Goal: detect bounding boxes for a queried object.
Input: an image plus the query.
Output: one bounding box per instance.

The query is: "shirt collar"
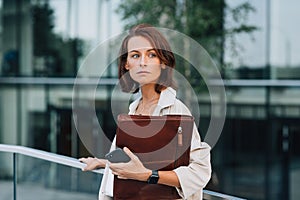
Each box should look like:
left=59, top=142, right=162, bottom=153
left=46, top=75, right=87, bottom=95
left=128, top=87, right=177, bottom=115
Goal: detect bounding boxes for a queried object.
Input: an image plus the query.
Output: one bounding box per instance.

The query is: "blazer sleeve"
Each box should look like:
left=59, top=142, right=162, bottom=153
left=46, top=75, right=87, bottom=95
left=173, top=123, right=212, bottom=199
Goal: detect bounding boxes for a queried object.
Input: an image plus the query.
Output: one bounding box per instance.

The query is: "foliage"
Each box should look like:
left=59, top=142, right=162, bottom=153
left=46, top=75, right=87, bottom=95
left=32, top=3, right=56, bottom=56
left=116, top=0, right=258, bottom=75
left=32, top=3, right=84, bottom=76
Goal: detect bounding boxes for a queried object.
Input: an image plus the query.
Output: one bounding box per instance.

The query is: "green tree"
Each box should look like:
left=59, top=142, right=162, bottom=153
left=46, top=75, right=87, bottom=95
left=32, top=3, right=56, bottom=56
left=117, top=0, right=257, bottom=77
left=32, top=3, right=84, bottom=76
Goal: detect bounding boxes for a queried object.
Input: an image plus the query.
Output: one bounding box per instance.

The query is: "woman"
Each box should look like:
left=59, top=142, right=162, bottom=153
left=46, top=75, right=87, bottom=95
left=79, top=24, right=211, bottom=200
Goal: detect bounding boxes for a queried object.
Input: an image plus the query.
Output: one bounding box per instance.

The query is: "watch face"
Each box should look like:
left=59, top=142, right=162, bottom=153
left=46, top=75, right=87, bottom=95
left=148, top=170, right=159, bottom=184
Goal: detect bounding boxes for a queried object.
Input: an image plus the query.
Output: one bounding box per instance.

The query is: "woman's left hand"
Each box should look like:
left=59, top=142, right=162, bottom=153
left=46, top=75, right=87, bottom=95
left=108, top=147, right=151, bottom=182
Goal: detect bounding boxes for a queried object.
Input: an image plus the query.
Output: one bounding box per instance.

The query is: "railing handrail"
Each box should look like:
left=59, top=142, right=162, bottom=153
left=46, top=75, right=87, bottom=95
left=0, top=144, right=103, bottom=174
left=203, top=189, right=246, bottom=200
left=0, top=144, right=246, bottom=200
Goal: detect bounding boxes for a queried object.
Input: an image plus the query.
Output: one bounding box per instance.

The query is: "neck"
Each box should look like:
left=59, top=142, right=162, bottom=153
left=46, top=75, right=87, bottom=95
left=136, top=84, right=159, bottom=115
left=140, top=84, right=159, bottom=102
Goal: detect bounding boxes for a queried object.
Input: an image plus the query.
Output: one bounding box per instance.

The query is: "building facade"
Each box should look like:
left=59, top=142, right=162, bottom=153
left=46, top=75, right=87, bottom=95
left=0, top=0, right=299, bottom=199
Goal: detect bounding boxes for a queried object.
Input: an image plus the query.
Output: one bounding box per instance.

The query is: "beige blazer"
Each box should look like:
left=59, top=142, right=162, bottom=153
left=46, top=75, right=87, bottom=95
left=99, top=87, right=212, bottom=200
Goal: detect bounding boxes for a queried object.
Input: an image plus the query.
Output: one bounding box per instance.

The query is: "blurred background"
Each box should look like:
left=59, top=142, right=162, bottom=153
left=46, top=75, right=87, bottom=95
left=0, top=0, right=299, bottom=200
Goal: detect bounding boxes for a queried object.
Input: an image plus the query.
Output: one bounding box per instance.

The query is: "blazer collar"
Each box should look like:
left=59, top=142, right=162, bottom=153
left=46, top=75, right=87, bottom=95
left=128, top=87, right=177, bottom=115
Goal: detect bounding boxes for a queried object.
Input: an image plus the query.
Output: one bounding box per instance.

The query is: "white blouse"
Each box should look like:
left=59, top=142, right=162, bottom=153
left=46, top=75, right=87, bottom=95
left=98, top=87, right=211, bottom=200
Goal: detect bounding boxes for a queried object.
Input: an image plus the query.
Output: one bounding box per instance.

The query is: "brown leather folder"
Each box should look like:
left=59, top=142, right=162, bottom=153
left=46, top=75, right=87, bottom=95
left=114, top=114, right=194, bottom=200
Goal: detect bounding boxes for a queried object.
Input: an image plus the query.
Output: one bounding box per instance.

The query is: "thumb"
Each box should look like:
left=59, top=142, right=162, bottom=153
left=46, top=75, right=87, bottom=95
left=123, top=147, right=136, bottom=160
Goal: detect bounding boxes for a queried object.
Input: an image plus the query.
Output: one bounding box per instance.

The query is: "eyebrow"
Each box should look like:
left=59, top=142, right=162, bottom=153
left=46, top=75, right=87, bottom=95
left=128, top=48, right=156, bottom=53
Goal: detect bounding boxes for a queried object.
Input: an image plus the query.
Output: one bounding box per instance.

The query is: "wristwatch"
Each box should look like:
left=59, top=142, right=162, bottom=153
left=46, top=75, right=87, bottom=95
left=147, top=170, right=159, bottom=184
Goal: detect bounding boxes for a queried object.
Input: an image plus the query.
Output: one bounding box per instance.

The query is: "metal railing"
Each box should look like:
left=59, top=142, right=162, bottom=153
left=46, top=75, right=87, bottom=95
left=0, top=144, right=246, bottom=200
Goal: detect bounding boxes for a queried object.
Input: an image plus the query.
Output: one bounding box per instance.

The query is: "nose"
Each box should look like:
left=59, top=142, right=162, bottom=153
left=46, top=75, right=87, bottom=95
left=139, top=55, right=147, bottom=67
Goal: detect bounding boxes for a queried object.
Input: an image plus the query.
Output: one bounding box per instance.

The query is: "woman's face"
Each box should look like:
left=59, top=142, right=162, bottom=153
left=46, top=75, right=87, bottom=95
left=126, top=36, right=163, bottom=86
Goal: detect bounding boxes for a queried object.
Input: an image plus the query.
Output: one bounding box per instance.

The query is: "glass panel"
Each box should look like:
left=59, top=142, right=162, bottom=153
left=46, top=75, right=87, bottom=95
left=31, top=0, right=79, bottom=76
left=0, top=152, right=101, bottom=200
left=0, top=0, right=2, bottom=72
left=0, top=0, right=112, bottom=77
left=1, top=1, right=300, bottom=199
left=0, top=152, right=13, bottom=200
left=290, top=123, right=300, bottom=200
left=0, top=82, right=121, bottom=155
left=225, top=0, right=267, bottom=68
left=225, top=0, right=300, bottom=80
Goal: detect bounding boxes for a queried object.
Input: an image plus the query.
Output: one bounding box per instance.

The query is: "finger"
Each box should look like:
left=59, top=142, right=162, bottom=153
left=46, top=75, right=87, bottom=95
left=79, top=157, right=94, bottom=163
left=82, top=167, right=87, bottom=171
left=111, top=170, right=118, bottom=175
left=82, top=164, right=93, bottom=171
left=82, top=165, right=89, bottom=171
left=117, top=175, right=127, bottom=179
left=123, top=147, right=136, bottom=160
left=108, top=162, right=116, bottom=170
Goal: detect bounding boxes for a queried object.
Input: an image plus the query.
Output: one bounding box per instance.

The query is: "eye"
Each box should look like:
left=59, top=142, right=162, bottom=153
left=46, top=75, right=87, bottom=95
left=148, top=52, right=157, bottom=58
left=131, top=54, right=139, bottom=58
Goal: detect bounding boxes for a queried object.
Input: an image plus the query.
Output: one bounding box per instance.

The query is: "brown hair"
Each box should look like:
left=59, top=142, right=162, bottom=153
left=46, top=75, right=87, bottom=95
left=118, top=24, right=176, bottom=93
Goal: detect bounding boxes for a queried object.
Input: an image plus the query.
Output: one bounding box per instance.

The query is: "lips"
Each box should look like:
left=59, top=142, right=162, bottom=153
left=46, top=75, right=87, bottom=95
left=137, top=71, right=150, bottom=74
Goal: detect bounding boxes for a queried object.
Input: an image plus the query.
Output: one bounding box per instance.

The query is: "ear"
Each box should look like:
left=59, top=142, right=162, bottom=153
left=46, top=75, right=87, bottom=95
left=125, top=63, right=129, bottom=70
left=161, top=64, right=166, bottom=69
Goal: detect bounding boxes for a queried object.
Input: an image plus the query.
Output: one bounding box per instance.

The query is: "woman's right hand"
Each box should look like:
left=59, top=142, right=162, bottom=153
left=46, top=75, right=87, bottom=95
left=79, top=157, right=107, bottom=171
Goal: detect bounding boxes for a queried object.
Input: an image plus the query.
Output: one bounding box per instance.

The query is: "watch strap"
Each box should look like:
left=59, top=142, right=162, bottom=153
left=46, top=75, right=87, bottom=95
left=147, top=170, right=159, bottom=184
